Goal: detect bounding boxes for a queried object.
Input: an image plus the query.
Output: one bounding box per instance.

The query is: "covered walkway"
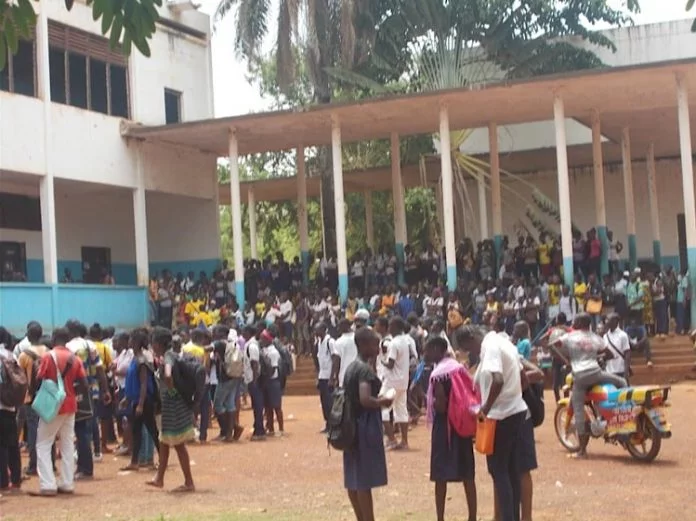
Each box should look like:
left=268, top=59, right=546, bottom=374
left=123, top=58, right=696, bottom=318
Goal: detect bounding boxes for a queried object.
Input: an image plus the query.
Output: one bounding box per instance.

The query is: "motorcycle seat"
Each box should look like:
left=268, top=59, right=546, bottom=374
left=587, top=384, right=667, bottom=405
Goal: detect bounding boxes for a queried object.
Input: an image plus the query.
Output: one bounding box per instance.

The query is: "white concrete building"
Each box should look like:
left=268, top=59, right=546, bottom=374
left=0, top=0, right=219, bottom=332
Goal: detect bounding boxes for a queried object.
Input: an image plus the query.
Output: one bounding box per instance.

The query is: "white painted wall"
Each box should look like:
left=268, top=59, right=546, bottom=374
left=463, top=157, right=693, bottom=263
left=142, top=141, right=217, bottom=198
left=146, top=192, right=219, bottom=263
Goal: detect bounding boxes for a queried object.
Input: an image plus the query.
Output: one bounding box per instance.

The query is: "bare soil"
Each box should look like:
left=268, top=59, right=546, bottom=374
left=5, top=383, right=695, bottom=521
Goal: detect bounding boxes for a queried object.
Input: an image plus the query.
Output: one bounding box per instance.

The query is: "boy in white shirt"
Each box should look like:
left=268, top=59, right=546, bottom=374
left=380, top=316, right=413, bottom=450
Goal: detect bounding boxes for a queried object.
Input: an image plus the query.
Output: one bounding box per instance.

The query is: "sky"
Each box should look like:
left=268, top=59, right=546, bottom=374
left=197, top=0, right=693, bottom=118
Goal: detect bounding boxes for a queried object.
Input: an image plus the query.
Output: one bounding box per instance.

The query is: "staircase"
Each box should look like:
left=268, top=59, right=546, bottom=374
left=284, top=336, right=696, bottom=396
left=286, top=356, right=319, bottom=396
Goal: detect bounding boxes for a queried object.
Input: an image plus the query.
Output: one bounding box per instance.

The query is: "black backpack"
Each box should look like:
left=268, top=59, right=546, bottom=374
left=327, top=388, right=355, bottom=451
left=275, top=341, right=294, bottom=378
left=523, top=382, right=545, bottom=428
left=172, top=355, right=206, bottom=411
left=258, top=349, right=274, bottom=381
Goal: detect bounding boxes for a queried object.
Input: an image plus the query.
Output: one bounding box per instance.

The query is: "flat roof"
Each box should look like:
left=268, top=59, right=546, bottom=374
left=123, top=59, right=696, bottom=160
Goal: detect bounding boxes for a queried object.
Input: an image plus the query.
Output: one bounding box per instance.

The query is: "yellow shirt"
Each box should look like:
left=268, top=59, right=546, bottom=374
left=548, top=284, right=561, bottom=306
left=486, top=301, right=499, bottom=314
left=93, top=341, right=112, bottom=368
left=18, top=344, right=48, bottom=403
left=185, top=299, right=205, bottom=325
left=255, top=301, right=266, bottom=318
left=538, top=243, right=551, bottom=265
left=574, top=282, right=587, bottom=308
left=182, top=342, right=209, bottom=369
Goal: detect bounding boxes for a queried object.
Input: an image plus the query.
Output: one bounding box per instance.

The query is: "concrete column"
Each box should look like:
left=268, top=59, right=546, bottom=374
left=592, top=111, right=609, bottom=276
left=364, top=191, right=375, bottom=251
left=439, top=105, right=457, bottom=291
left=228, top=130, right=245, bottom=308
left=676, top=74, right=696, bottom=321
left=489, top=122, right=503, bottom=267
left=477, top=175, right=488, bottom=241
left=37, top=9, right=58, bottom=285
left=331, top=116, right=349, bottom=303
left=248, top=186, right=258, bottom=260
left=646, top=143, right=661, bottom=265
left=133, top=144, right=149, bottom=287
left=621, top=127, right=637, bottom=270
left=297, top=147, right=310, bottom=285
left=391, top=132, right=407, bottom=286
left=553, top=95, right=574, bottom=289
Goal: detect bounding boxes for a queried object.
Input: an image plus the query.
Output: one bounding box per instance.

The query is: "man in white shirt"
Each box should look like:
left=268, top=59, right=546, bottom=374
left=603, top=313, right=631, bottom=381
left=242, top=326, right=265, bottom=441
left=278, top=292, right=294, bottom=339
left=315, top=323, right=335, bottom=433
left=381, top=316, right=413, bottom=449
left=454, top=326, right=528, bottom=521
left=331, top=319, right=358, bottom=388
left=260, top=331, right=285, bottom=437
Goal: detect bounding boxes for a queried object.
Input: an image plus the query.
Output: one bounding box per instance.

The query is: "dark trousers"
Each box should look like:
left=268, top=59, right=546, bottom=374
left=130, top=399, right=160, bottom=465
left=677, top=302, right=689, bottom=334
left=92, top=411, right=101, bottom=456
left=486, top=411, right=526, bottom=521
left=199, top=385, right=211, bottom=442
left=654, top=299, right=669, bottom=335
left=552, top=360, right=567, bottom=403
left=75, top=419, right=93, bottom=476
left=0, top=410, right=21, bottom=488
left=248, top=381, right=266, bottom=436
left=25, top=406, right=39, bottom=472
left=317, top=379, right=333, bottom=428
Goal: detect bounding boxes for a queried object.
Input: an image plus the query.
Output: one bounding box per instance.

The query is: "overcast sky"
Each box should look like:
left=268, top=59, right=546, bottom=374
left=197, top=0, right=692, bottom=118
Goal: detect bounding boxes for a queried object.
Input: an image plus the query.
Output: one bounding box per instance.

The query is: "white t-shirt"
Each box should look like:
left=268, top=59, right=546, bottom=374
left=244, top=338, right=260, bottom=384
left=114, top=348, right=134, bottom=389
left=351, top=261, right=364, bottom=278
left=334, top=332, right=358, bottom=387
left=317, top=334, right=335, bottom=380
left=384, top=334, right=413, bottom=391
left=604, top=328, right=630, bottom=374
left=279, top=300, right=293, bottom=323
left=378, top=335, right=392, bottom=381
left=264, top=344, right=281, bottom=379
left=474, top=332, right=528, bottom=421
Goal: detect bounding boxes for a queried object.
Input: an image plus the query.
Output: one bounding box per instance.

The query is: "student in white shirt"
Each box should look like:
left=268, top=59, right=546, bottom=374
left=603, top=313, right=631, bottom=381
left=242, top=326, right=265, bottom=440
left=454, top=326, right=528, bottom=521
left=278, top=292, right=294, bottom=339
left=260, top=331, right=284, bottom=436
left=380, top=316, right=414, bottom=450
left=331, top=319, right=358, bottom=388
left=315, top=323, right=336, bottom=433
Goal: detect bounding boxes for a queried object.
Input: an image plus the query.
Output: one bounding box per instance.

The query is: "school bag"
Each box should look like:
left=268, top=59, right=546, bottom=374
left=275, top=340, right=294, bottom=378
left=172, top=355, right=206, bottom=410
left=0, top=356, right=29, bottom=408
left=523, top=381, right=545, bottom=428
left=447, top=369, right=481, bottom=438
left=32, top=352, right=73, bottom=422
left=224, top=341, right=244, bottom=379
left=258, top=348, right=274, bottom=381
left=327, top=388, right=355, bottom=451
left=24, top=348, right=43, bottom=399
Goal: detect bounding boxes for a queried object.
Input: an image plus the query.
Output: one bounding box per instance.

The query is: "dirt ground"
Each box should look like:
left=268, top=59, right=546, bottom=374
left=3, top=382, right=695, bottom=521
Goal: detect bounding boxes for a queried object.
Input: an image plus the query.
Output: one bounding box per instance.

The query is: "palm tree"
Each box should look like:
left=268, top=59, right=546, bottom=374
left=214, top=0, right=377, bottom=254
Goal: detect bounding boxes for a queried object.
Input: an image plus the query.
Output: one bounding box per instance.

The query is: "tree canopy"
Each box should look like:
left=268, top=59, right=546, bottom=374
left=0, top=0, right=162, bottom=70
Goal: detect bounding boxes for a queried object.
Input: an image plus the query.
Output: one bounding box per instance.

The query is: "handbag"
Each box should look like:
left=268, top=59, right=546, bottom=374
left=475, top=417, right=497, bottom=455
left=32, top=352, right=73, bottom=423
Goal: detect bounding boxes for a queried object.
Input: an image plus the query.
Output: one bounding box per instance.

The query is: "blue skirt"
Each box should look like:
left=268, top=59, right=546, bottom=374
left=430, top=412, right=475, bottom=482
left=343, top=409, right=388, bottom=491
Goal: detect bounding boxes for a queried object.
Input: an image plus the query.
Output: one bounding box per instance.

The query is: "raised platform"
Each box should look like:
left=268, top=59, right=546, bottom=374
left=284, top=335, right=696, bottom=396
left=0, top=283, right=149, bottom=334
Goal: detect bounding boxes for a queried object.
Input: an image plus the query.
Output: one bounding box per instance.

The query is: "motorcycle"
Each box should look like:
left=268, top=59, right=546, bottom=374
left=554, top=374, right=672, bottom=462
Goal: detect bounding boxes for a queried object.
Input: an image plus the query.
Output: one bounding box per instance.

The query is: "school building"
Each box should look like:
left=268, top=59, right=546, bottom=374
left=2, top=12, right=696, bottom=333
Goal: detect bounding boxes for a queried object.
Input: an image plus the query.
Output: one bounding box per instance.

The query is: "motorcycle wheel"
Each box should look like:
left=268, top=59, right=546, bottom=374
left=625, top=414, right=662, bottom=463
left=554, top=405, right=581, bottom=453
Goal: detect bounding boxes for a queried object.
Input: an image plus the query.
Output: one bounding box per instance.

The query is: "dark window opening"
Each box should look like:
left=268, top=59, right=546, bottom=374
left=89, top=59, right=108, bottom=114
left=68, top=52, right=87, bottom=108
left=110, top=64, right=128, bottom=118
left=81, top=246, right=111, bottom=284
left=1, top=37, right=36, bottom=97
left=49, top=46, right=66, bottom=103
left=164, top=88, right=182, bottom=124
left=0, top=192, right=42, bottom=231
left=0, top=242, right=27, bottom=282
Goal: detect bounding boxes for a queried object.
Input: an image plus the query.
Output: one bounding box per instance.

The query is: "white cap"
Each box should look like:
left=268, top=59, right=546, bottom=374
left=354, top=309, right=370, bottom=321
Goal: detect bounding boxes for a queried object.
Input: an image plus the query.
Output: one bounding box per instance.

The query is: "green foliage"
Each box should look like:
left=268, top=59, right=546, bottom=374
left=0, top=0, right=161, bottom=70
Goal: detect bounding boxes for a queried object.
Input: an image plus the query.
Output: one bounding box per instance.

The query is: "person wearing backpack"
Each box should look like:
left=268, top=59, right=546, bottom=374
left=259, top=330, right=285, bottom=437
left=341, top=327, right=393, bottom=521
left=242, top=325, right=266, bottom=441
left=424, top=336, right=478, bottom=521
left=32, top=328, right=88, bottom=497
left=212, top=325, right=244, bottom=442
left=16, top=322, right=47, bottom=477
left=0, top=330, right=24, bottom=493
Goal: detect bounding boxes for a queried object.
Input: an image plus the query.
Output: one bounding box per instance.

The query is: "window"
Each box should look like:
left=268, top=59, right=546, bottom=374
left=48, top=20, right=130, bottom=118
left=164, top=88, right=182, bottom=124
left=0, top=193, right=42, bottom=231
left=0, top=242, right=27, bottom=282
left=0, top=38, right=37, bottom=97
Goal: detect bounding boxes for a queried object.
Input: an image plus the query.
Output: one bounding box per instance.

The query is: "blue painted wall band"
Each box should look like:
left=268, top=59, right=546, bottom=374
left=562, top=257, right=574, bottom=289
left=687, top=247, right=696, bottom=326
left=301, top=250, right=311, bottom=287
left=652, top=240, right=662, bottom=267
left=395, top=243, right=405, bottom=287
left=628, top=234, right=637, bottom=270
left=446, top=265, right=457, bottom=292
left=597, top=225, right=609, bottom=277
left=235, top=281, right=245, bottom=311
left=338, top=273, right=349, bottom=304
left=493, top=235, right=503, bottom=272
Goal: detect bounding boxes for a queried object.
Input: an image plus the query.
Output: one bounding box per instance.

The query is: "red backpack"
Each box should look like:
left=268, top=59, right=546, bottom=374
left=448, top=369, right=481, bottom=438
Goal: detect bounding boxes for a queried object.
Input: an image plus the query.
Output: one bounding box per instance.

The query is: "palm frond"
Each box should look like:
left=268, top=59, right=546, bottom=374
left=234, top=0, right=271, bottom=61
left=214, top=0, right=238, bottom=23
left=324, top=67, right=391, bottom=93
